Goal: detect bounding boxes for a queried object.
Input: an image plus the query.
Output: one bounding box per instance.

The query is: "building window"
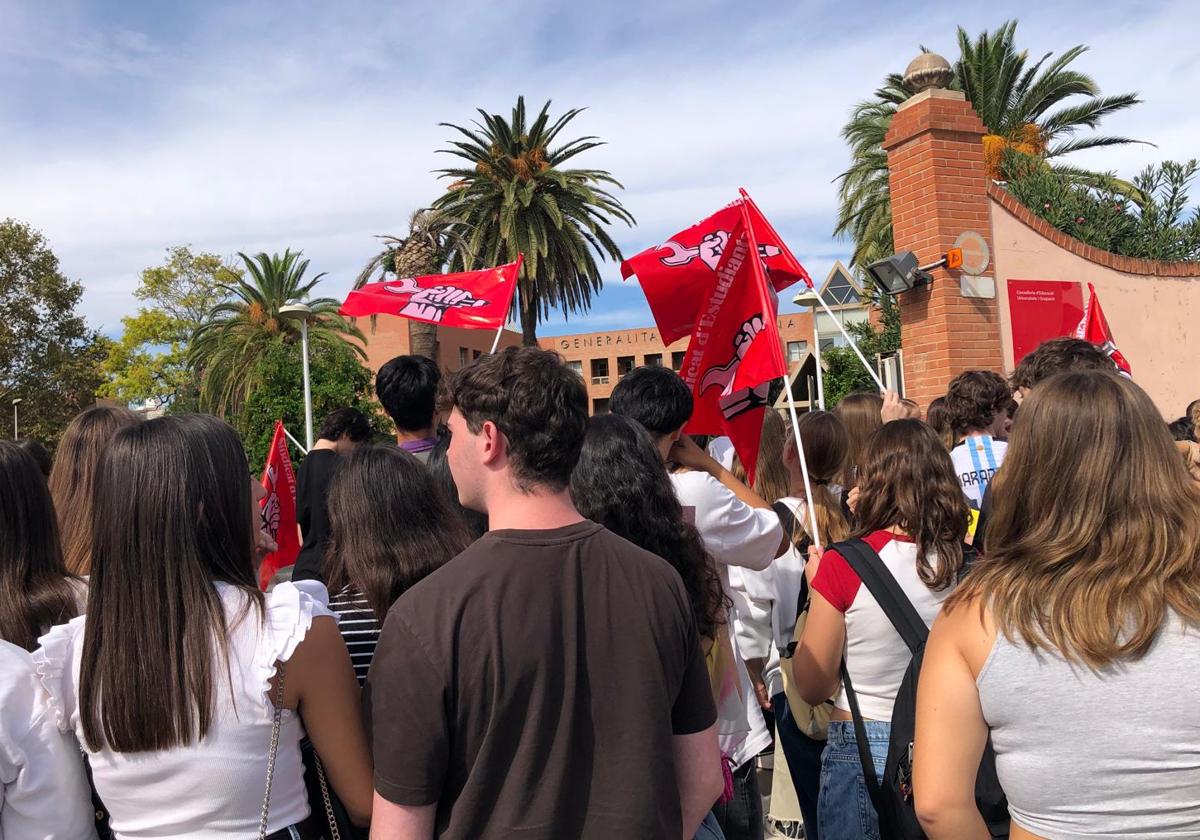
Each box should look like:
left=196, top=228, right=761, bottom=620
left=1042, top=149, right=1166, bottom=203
left=616, top=355, right=635, bottom=377
left=567, top=360, right=583, bottom=377
left=671, top=351, right=686, bottom=371
left=590, top=358, right=609, bottom=384
left=644, top=353, right=662, bottom=367
left=458, top=347, right=469, bottom=367
left=592, top=397, right=610, bottom=415
left=787, top=341, right=808, bottom=362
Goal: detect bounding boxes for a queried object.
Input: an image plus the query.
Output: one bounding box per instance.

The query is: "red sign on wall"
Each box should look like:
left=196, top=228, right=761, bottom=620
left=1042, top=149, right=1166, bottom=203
left=1008, top=280, right=1084, bottom=365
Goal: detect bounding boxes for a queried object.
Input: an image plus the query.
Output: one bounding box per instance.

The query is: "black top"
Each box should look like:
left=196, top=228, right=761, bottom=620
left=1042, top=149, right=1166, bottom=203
left=364, top=521, right=717, bottom=840
left=291, top=449, right=339, bottom=583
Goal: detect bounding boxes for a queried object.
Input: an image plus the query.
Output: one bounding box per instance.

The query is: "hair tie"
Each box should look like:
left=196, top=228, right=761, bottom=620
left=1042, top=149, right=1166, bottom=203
left=810, top=478, right=831, bottom=486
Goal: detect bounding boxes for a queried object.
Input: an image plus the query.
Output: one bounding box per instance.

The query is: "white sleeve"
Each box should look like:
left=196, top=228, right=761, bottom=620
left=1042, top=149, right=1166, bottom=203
left=2, top=645, right=97, bottom=839
left=683, top=474, right=782, bottom=571
left=727, top=567, right=775, bottom=661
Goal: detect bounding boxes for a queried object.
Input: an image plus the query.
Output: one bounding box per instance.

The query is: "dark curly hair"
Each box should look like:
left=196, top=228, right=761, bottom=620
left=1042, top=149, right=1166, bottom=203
left=1010, top=338, right=1115, bottom=392
left=610, top=365, right=694, bottom=438
left=570, top=414, right=728, bottom=639
left=944, top=370, right=1011, bottom=436
left=853, top=419, right=970, bottom=591
left=439, top=346, right=588, bottom=491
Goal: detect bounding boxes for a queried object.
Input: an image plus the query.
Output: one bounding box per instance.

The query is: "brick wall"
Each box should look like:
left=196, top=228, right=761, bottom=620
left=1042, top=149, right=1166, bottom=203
left=882, top=89, right=1004, bottom=406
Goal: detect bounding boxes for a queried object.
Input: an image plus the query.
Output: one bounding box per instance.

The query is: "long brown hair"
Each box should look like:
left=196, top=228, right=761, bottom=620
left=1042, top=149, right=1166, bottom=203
left=853, top=419, right=969, bottom=591
left=947, top=371, right=1200, bottom=668
left=325, top=445, right=469, bottom=621
left=834, top=391, right=882, bottom=487
left=0, top=441, right=80, bottom=650
left=81, top=415, right=261, bottom=752
left=784, top=411, right=851, bottom=546
left=48, top=405, right=139, bottom=575
left=732, top=409, right=790, bottom=504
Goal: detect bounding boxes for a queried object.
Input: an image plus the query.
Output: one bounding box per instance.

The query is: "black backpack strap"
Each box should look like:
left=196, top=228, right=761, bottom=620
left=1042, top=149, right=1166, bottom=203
left=834, top=538, right=928, bottom=654
left=832, top=538, right=930, bottom=834
left=773, top=500, right=813, bottom=656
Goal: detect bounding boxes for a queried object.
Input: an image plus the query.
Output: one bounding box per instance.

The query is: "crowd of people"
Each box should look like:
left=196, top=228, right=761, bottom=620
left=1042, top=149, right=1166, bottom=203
left=1, top=336, right=1199, bottom=840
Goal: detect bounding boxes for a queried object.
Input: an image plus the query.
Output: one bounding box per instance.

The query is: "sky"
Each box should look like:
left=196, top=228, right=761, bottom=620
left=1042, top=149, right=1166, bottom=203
left=3, top=0, right=1197, bottom=339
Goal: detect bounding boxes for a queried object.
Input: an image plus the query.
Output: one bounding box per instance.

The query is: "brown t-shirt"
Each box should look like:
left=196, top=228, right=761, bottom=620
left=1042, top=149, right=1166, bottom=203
left=364, top=520, right=717, bottom=839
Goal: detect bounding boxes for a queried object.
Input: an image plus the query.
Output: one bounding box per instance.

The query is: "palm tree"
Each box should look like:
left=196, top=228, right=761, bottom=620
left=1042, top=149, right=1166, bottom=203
left=431, top=96, right=635, bottom=345
left=190, top=250, right=365, bottom=415
left=836, top=21, right=1141, bottom=273
left=355, top=209, right=460, bottom=361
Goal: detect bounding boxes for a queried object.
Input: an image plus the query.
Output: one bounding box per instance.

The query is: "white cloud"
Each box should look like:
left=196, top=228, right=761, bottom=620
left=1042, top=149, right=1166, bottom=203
left=2, top=0, right=1195, bottom=338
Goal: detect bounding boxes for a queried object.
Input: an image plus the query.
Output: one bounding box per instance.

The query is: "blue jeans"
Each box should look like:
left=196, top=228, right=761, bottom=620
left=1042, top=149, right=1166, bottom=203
left=693, top=811, right=726, bottom=840
left=818, top=720, right=889, bottom=840
left=711, top=757, right=763, bottom=840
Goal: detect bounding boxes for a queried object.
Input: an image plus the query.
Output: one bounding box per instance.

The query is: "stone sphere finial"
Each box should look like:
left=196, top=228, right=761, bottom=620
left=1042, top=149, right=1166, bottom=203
left=903, top=52, right=954, bottom=93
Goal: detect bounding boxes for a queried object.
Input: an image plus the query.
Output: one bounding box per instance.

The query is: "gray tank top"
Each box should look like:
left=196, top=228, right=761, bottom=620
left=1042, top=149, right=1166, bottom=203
left=977, top=611, right=1200, bottom=838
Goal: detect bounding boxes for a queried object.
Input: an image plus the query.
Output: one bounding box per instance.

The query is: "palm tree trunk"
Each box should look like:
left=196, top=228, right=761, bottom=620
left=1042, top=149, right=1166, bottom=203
left=408, top=320, right=439, bottom=361
left=520, top=293, right=538, bottom=347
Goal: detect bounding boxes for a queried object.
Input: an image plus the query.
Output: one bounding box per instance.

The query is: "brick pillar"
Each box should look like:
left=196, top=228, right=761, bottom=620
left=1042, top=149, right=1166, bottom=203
left=882, top=87, right=1003, bottom=406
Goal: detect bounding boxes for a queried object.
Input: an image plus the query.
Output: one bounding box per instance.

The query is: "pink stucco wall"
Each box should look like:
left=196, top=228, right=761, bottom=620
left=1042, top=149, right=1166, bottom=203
left=990, top=193, right=1200, bottom=417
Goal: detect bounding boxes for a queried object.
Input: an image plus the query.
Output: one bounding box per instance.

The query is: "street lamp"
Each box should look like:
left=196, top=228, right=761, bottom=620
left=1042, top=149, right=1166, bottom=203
left=279, top=303, right=314, bottom=450
left=792, top=288, right=825, bottom=410
left=11, top=398, right=21, bottom=440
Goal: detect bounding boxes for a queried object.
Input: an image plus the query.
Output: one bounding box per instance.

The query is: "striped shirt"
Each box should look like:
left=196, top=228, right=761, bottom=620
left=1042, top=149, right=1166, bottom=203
left=950, top=434, right=1007, bottom=509
left=329, top=586, right=382, bottom=684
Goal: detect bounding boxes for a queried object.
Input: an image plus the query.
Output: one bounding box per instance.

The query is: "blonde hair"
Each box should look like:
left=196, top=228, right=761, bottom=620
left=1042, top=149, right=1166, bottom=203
left=947, top=371, right=1200, bottom=668
left=732, top=410, right=790, bottom=504
left=48, top=405, right=139, bottom=575
left=784, top=411, right=851, bottom=546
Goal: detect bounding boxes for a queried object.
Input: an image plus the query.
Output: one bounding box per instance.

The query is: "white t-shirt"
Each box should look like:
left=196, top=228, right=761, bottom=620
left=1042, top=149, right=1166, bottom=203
left=950, top=434, right=1007, bottom=508
left=670, top=469, right=781, bottom=769
left=707, top=436, right=736, bottom=471
left=34, top=580, right=332, bottom=839
left=0, top=639, right=96, bottom=839
left=810, top=531, right=954, bottom=721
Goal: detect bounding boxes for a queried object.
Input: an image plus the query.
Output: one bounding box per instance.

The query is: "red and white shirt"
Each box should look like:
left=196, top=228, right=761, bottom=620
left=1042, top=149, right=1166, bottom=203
left=810, top=530, right=956, bottom=721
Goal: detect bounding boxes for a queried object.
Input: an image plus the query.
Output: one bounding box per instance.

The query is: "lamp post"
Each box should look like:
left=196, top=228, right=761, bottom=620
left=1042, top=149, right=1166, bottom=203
left=279, top=303, right=314, bottom=450
left=11, top=398, right=21, bottom=440
left=793, top=289, right=824, bottom=410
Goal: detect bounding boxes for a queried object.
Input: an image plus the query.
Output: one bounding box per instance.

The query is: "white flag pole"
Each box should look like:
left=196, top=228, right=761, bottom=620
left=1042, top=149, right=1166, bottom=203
left=489, top=324, right=505, bottom=354
left=282, top=425, right=309, bottom=456
left=782, top=369, right=822, bottom=547
left=814, top=292, right=885, bottom=392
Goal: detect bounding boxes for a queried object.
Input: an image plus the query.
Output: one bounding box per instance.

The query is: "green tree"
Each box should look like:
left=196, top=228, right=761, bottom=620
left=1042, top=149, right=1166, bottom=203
left=189, top=250, right=365, bottom=416
left=823, top=296, right=902, bottom=407
left=0, top=219, right=109, bottom=447
left=836, top=21, right=1141, bottom=271
left=100, top=246, right=237, bottom=411
left=432, top=97, right=635, bottom=345
left=355, top=209, right=463, bottom=360
left=1003, top=152, right=1200, bottom=262
left=236, top=338, right=387, bottom=473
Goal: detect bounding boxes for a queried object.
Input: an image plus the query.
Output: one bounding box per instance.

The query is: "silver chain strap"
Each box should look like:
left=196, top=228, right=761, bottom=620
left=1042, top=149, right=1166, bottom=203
left=313, top=751, right=342, bottom=840
left=258, top=662, right=286, bottom=840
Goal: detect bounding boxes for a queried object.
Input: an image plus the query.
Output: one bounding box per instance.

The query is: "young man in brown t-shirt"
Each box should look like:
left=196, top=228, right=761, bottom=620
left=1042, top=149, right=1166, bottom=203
left=364, top=347, right=723, bottom=840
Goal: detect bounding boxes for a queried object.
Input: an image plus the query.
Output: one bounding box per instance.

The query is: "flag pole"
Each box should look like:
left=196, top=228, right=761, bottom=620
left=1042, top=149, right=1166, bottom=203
left=491, top=253, right=525, bottom=355
left=782, top=369, right=822, bottom=548
left=738, top=188, right=884, bottom=392
left=282, top=425, right=309, bottom=456
left=739, top=200, right=821, bottom=546
left=813, top=320, right=825, bottom=410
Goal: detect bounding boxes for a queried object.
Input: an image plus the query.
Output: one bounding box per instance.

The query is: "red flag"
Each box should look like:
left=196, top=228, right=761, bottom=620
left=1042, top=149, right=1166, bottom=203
left=620, top=194, right=811, bottom=344
left=258, top=421, right=300, bottom=589
left=679, top=204, right=788, bottom=482
left=1074, top=283, right=1131, bottom=376
left=339, top=257, right=521, bottom=330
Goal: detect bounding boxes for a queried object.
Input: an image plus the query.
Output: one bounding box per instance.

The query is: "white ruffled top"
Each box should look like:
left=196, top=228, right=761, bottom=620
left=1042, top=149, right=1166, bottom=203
left=33, top=579, right=333, bottom=840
